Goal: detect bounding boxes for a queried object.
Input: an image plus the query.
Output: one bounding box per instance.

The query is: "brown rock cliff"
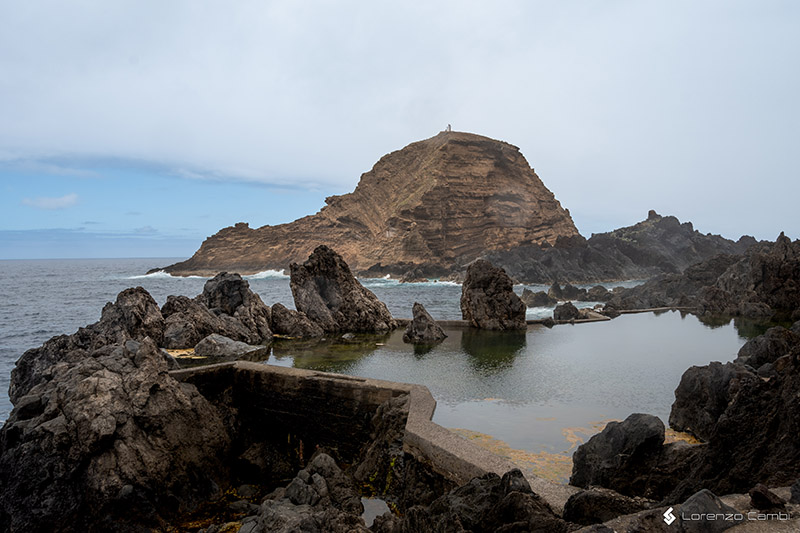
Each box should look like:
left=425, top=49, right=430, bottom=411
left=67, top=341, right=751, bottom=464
left=160, top=131, right=578, bottom=276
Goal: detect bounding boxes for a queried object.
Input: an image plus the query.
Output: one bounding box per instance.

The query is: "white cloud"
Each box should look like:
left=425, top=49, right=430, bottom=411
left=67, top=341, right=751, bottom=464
left=21, top=193, right=78, bottom=210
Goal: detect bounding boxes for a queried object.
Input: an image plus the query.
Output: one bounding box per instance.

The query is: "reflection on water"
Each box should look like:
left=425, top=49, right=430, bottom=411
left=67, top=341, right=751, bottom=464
left=460, top=329, right=526, bottom=372
left=270, top=333, right=389, bottom=373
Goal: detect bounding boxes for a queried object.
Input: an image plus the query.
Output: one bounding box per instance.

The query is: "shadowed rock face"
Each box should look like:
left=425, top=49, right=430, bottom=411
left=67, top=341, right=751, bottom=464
left=460, top=259, right=526, bottom=330
left=290, top=245, right=397, bottom=333
left=0, top=338, right=230, bottom=532
left=158, top=131, right=578, bottom=277
left=270, top=303, right=324, bottom=338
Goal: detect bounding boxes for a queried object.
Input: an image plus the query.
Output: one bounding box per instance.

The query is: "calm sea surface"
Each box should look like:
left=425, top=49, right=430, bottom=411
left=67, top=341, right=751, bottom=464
left=0, top=258, right=747, bottom=466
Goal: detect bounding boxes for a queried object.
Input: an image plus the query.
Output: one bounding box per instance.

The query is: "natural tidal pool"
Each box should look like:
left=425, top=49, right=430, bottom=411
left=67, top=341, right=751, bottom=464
left=267, top=311, right=746, bottom=481
left=0, top=259, right=749, bottom=482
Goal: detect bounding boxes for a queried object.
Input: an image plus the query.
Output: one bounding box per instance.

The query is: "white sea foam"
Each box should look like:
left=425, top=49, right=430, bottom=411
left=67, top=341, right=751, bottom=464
left=126, top=271, right=207, bottom=280
left=245, top=269, right=289, bottom=280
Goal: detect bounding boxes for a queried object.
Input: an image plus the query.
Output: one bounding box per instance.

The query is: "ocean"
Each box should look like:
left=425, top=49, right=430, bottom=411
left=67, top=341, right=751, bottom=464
left=0, top=258, right=747, bottom=480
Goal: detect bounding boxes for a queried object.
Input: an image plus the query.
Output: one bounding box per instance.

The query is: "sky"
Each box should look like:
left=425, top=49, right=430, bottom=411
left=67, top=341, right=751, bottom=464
left=1, top=1, right=798, bottom=259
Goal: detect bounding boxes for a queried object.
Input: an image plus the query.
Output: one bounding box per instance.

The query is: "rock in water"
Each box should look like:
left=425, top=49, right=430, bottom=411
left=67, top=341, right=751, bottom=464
left=553, top=301, right=581, bottom=321
left=9, top=286, right=165, bottom=403
left=193, top=333, right=268, bottom=359
left=290, top=245, right=397, bottom=333
left=0, top=338, right=230, bottom=531
left=158, top=131, right=579, bottom=277
left=161, top=272, right=273, bottom=348
left=520, top=288, right=556, bottom=307
left=403, top=302, right=447, bottom=344
left=270, top=302, right=324, bottom=338
left=460, top=259, right=526, bottom=330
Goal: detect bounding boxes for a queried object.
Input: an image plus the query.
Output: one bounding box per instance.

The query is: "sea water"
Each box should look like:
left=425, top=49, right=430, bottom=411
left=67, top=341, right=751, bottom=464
left=0, top=258, right=746, bottom=473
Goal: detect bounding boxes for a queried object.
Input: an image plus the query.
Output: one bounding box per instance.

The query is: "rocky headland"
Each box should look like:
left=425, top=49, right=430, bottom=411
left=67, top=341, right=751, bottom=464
left=156, top=131, right=579, bottom=278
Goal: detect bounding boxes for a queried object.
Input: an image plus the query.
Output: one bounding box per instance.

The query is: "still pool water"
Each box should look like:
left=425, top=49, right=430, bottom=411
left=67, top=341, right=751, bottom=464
left=266, top=311, right=745, bottom=458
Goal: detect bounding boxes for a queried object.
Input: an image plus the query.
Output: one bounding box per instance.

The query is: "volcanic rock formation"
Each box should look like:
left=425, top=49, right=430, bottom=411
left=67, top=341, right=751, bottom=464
left=157, top=131, right=578, bottom=277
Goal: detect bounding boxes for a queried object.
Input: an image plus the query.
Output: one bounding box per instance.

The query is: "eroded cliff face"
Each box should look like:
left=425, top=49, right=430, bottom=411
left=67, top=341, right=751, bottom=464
left=160, top=131, right=578, bottom=276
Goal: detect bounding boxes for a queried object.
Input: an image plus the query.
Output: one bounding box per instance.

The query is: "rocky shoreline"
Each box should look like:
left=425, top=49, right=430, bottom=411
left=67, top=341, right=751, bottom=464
left=3, top=241, right=800, bottom=531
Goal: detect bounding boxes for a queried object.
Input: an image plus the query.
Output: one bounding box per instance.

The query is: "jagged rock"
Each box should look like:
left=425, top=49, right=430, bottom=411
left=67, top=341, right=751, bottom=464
left=9, top=287, right=165, bottom=403
left=520, top=288, right=556, bottom=307
left=699, top=233, right=800, bottom=316
left=548, top=282, right=564, bottom=300
left=483, top=212, right=754, bottom=285
left=290, top=246, right=396, bottom=333
left=585, top=285, right=611, bottom=302
left=198, top=272, right=273, bottom=340
left=734, top=326, right=800, bottom=368
left=749, top=483, right=786, bottom=510
left=460, top=259, right=526, bottom=330
left=403, top=303, right=447, bottom=344
left=390, top=470, right=569, bottom=533
left=570, top=414, right=666, bottom=491
left=679, top=489, right=743, bottom=533
left=553, top=301, right=581, bottom=321
left=157, top=131, right=579, bottom=278
left=161, top=273, right=273, bottom=348
left=253, top=453, right=367, bottom=533
left=605, top=254, right=741, bottom=311
left=669, top=362, right=757, bottom=441
left=563, top=487, right=653, bottom=525
left=0, top=338, right=230, bottom=531
left=194, top=333, right=268, bottom=359
left=270, top=303, right=324, bottom=338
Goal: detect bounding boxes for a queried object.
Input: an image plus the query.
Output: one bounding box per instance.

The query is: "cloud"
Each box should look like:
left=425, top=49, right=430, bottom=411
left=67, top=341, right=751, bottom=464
left=21, top=193, right=78, bottom=210
left=134, top=225, right=158, bottom=234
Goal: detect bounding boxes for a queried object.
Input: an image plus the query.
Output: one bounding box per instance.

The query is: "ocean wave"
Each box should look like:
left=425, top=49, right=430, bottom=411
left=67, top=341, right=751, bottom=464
left=245, top=269, right=289, bottom=280
left=126, top=271, right=207, bottom=280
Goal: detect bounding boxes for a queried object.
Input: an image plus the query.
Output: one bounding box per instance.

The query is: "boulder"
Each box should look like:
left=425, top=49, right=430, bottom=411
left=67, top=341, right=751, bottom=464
left=270, top=303, right=324, bottom=338
left=669, top=362, right=757, bottom=441
left=0, top=338, right=230, bottom=531
left=734, top=326, right=800, bottom=368
left=570, top=414, right=666, bottom=491
left=381, top=470, right=569, bottom=533
left=290, top=246, right=397, bottom=333
left=547, top=282, right=564, bottom=300
left=198, top=272, right=273, bottom=341
left=561, top=283, right=587, bottom=300
left=161, top=273, right=273, bottom=348
left=554, top=301, right=581, bottom=321
left=460, top=259, right=526, bottom=330
left=678, top=489, right=743, bottom=533
left=9, top=287, right=165, bottom=403
left=585, top=285, right=610, bottom=302
left=563, top=487, right=653, bottom=525
left=749, top=483, right=786, bottom=510
left=520, top=288, right=556, bottom=307
left=403, top=303, right=447, bottom=344
left=253, top=453, right=368, bottom=533
left=194, top=333, right=268, bottom=359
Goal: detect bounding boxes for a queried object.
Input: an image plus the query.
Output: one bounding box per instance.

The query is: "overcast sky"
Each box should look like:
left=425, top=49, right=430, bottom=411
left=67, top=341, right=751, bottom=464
left=1, top=1, right=798, bottom=259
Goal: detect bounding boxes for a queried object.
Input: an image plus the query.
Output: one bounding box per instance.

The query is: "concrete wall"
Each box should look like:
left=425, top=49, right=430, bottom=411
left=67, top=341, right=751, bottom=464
left=171, top=361, right=576, bottom=513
